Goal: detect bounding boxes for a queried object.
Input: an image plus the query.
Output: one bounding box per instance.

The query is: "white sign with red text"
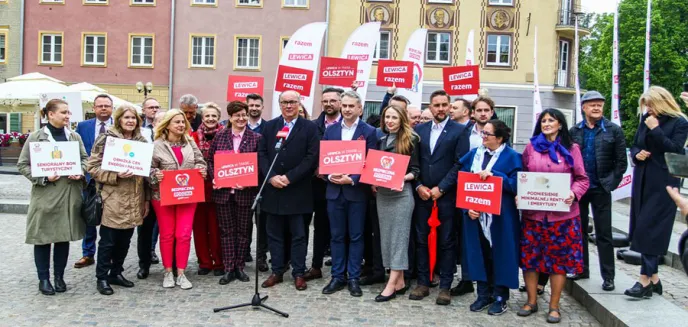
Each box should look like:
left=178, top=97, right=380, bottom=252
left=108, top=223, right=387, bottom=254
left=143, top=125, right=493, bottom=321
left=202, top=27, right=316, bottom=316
left=101, top=137, right=154, bottom=177
left=517, top=172, right=572, bottom=212
left=396, top=28, right=427, bottom=106
left=340, top=22, right=380, bottom=105
left=29, top=141, right=82, bottom=177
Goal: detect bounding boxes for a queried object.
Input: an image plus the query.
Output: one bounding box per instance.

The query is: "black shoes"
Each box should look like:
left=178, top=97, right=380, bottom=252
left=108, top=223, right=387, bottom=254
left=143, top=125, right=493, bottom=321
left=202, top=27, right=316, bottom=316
left=39, top=280, right=55, bottom=296
left=54, top=277, right=66, bottom=293
left=359, top=274, right=385, bottom=286
left=150, top=251, right=160, bottom=264
left=97, top=280, right=114, bottom=296
left=235, top=269, right=250, bottom=282
left=348, top=280, right=363, bottom=297
left=375, top=291, right=396, bottom=302
left=108, top=274, right=135, bottom=288
left=624, top=282, right=653, bottom=299
left=257, top=259, right=269, bottom=272
left=219, top=272, right=236, bottom=285
left=214, top=269, right=225, bottom=277
left=137, top=268, right=149, bottom=280
left=322, top=278, right=347, bottom=295
left=245, top=254, right=253, bottom=263
left=602, top=279, right=615, bottom=291
left=197, top=268, right=212, bottom=275
left=450, top=280, right=475, bottom=296
left=653, top=280, right=663, bottom=295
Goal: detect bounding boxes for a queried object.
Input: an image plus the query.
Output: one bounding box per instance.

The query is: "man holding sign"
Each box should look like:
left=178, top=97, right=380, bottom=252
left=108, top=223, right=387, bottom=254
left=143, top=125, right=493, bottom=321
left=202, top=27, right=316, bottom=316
left=320, top=91, right=377, bottom=297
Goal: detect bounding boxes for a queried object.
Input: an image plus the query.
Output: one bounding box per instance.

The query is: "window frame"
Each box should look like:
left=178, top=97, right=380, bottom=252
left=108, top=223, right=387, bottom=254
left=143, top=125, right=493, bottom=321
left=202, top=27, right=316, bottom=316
left=38, top=31, right=64, bottom=66
left=488, top=0, right=514, bottom=6
left=282, top=0, right=309, bottom=9
left=425, top=31, right=452, bottom=65
left=39, top=0, right=65, bottom=4
left=428, top=0, right=454, bottom=3
left=233, top=35, right=262, bottom=71
left=81, top=32, right=108, bottom=67
left=485, top=33, right=513, bottom=67
left=188, top=33, right=217, bottom=69
left=130, top=0, right=156, bottom=6
left=236, top=0, right=262, bottom=8
left=279, top=36, right=290, bottom=59
left=0, top=28, right=7, bottom=65
left=83, top=0, right=108, bottom=5
left=128, top=33, right=155, bottom=69
left=373, top=30, right=391, bottom=61
left=191, top=0, right=217, bottom=7
left=494, top=105, right=518, bottom=143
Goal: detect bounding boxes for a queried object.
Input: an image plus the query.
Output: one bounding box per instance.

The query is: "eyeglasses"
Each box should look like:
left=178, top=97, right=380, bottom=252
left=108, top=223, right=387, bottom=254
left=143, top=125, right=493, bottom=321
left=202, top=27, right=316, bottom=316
left=280, top=100, right=299, bottom=107
left=480, top=131, right=495, bottom=137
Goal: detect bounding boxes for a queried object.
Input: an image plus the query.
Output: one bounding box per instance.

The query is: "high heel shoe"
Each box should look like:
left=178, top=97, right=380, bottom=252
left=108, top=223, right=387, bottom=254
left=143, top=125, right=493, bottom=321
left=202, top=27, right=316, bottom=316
left=624, top=282, right=653, bottom=299
left=375, top=291, right=397, bottom=302
left=652, top=280, right=663, bottom=295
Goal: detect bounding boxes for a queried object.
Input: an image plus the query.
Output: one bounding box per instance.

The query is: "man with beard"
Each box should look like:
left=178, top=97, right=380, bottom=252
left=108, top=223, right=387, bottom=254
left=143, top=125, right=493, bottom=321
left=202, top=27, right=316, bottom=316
left=409, top=89, right=469, bottom=305
left=466, top=97, right=495, bottom=150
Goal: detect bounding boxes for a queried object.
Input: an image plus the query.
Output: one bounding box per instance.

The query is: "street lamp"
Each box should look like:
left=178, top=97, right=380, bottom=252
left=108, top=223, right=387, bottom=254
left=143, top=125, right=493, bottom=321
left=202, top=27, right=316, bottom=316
left=136, top=81, right=153, bottom=98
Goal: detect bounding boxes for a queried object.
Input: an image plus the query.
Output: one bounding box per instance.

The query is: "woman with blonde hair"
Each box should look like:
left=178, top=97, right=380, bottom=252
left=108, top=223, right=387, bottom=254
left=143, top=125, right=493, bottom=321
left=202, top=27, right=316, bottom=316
left=374, top=105, right=420, bottom=302
left=86, top=105, right=150, bottom=295
left=150, top=109, right=207, bottom=290
left=625, top=86, right=688, bottom=298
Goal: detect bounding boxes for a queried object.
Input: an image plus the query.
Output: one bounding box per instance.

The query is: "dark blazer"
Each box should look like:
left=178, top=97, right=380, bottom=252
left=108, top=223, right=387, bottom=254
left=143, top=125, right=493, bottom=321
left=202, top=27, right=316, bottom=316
left=75, top=118, right=98, bottom=156
left=248, top=119, right=265, bottom=135
left=207, top=128, right=261, bottom=206
left=413, top=119, right=470, bottom=198
left=570, top=118, right=628, bottom=193
left=312, top=112, right=341, bottom=201
left=376, top=132, right=421, bottom=181
left=258, top=116, right=320, bottom=215
left=323, top=120, right=378, bottom=202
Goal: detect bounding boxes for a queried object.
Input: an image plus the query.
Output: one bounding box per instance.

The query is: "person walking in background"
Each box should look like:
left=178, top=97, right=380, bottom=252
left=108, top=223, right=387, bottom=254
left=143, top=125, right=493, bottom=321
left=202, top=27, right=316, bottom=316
left=17, top=99, right=87, bottom=295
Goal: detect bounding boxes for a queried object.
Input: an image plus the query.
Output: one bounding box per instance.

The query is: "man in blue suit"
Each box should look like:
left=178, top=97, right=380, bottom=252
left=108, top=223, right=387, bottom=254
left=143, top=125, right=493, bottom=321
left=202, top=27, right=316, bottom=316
left=408, top=89, right=470, bottom=305
left=320, top=91, right=377, bottom=297
left=73, top=94, right=114, bottom=269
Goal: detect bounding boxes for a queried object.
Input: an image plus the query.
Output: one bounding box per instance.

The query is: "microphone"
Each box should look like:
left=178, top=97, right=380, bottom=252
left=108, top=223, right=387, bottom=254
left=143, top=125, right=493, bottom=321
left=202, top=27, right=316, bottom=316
left=275, top=125, right=290, bottom=150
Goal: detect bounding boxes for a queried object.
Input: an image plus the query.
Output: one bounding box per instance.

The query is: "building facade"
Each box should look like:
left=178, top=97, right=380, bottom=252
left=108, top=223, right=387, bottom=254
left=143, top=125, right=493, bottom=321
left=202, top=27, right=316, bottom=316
left=0, top=0, right=25, bottom=133
left=327, top=0, right=589, bottom=148
left=171, top=0, right=327, bottom=114
left=23, top=0, right=172, bottom=111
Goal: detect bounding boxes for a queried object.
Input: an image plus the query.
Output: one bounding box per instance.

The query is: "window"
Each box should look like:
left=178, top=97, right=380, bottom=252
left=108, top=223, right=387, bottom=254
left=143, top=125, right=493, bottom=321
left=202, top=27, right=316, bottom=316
left=0, top=31, right=6, bottom=64
left=237, top=0, right=261, bottom=6
left=82, top=33, right=107, bottom=66
left=426, top=32, right=450, bottom=64
left=84, top=0, right=108, bottom=4
left=129, top=34, right=154, bottom=68
left=556, top=108, right=574, bottom=127
left=39, top=32, right=63, bottom=65
left=283, top=0, right=308, bottom=8
left=0, top=113, right=22, bottom=133
left=279, top=36, right=289, bottom=58
left=374, top=31, right=391, bottom=60
left=131, top=0, right=155, bottom=5
left=494, top=106, right=516, bottom=143
left=428, top=0, right=453, bottom=3
left=488, top=0, right=513, bottom=5
left=190, top=35, right=216, bottom=68
left=363, top=101, right=381, bottom=121
left=234, top=36, right=261, bottom=70
left=192, top=0, right=217, bottom=6
left=39, top=0, right=64, bottom=4
left=486, top=34, right=511, bottom=66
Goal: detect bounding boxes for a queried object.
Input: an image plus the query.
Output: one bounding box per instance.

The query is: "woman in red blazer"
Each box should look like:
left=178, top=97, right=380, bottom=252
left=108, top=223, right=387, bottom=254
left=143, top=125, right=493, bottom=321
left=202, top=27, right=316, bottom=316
left=207, top=101, right=262, bottom=285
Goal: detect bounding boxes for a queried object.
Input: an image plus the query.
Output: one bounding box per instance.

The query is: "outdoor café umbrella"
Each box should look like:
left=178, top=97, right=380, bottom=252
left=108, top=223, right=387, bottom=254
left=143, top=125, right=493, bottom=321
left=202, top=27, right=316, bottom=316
left=428, top=200, right=440, bottom=281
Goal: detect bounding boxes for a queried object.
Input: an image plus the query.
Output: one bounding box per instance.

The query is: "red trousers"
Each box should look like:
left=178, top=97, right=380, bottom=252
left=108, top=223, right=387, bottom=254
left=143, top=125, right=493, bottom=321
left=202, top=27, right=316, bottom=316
left=193, top=201, right=224, bottom=270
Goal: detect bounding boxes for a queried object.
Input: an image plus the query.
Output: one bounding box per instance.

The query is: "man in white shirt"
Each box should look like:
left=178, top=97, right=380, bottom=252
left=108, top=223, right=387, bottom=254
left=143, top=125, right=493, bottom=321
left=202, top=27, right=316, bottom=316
left=451, top=99, right=472, bottom=125
left=467, top=97, right=495, bottom=151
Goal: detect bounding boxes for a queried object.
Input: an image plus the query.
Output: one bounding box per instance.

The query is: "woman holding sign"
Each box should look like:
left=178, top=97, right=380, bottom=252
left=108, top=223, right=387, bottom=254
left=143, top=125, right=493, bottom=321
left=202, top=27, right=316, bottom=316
left=206, top=101, right=261, bottom=285
left=373, top=105, right=420, bottom=302
left=17, top=99, right=88, bottom=295
left=518, top=108, right=589, bottom=324
left=86, top=105, right=150, bottom=295
left=458, top=120, right=522, bottom=315
left=150, top=109, right=207, bottom=290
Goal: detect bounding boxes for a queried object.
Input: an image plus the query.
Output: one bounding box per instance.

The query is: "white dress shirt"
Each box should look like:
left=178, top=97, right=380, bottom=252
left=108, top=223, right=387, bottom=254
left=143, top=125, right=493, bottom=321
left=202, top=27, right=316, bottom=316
left=95, top=117, right=113, bottom=140
left=469, top=124, right=483, bottom=150
left=248, top=118, right=263, bottom=131
left=284, top=117, right=297, bottom=139
left=341, top=118, right=359, bottom=141
left=429, top=117, right=448, bottom=155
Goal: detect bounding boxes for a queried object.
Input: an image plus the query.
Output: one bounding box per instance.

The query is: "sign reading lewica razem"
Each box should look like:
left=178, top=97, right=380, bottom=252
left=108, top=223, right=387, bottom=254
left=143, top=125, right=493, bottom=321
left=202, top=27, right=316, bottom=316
left=214, top=152, right=258, bottom=188
left=227, top=75, right=264, bottom=102
left=29, top=141, right=83, bottom=177
left=376, top=59, right=414, bottom=88
left=456, top=172, right=503, bottom=215
left=517, top=172, right=572, bottom=212
left=318, top=140, right=366, bottom=175
left=275, top=64, right=314, bottom=97
left=443, top=65, right=480, bottom=96
left=101, top=137, right=154, bottom=177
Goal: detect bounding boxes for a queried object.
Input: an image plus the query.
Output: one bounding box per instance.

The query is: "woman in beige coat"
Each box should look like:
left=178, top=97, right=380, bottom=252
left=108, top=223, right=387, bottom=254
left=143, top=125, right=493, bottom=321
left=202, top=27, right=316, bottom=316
left=17, top=99, right=87, bottom=295
left=150, top=109, right=207, bottom=290
left=86, top=105, right=150, bottom=296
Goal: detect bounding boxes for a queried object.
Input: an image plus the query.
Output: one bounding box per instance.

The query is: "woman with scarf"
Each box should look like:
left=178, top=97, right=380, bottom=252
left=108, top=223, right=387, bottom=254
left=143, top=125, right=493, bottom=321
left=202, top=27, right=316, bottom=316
left=192, top=103, right=225, bottom=276
left=517, top=108, right=589, bottom=324
left=458, top=119, right=521, bottom=316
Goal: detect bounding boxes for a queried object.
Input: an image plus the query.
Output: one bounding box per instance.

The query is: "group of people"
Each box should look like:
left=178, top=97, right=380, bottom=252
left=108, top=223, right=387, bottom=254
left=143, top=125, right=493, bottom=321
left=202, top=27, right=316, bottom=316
left=17, top=82, right=688, bottom=324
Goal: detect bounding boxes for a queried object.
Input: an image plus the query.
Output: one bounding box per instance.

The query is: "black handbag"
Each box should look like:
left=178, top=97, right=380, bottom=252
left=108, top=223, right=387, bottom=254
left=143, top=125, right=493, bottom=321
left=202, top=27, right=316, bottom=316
left=82, top=179, right=103, bottom=227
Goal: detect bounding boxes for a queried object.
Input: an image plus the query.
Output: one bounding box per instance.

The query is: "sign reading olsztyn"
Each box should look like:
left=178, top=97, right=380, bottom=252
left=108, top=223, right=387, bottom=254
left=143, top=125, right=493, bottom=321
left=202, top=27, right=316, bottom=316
left=29, top=141, right=82, bottom=177
left=318, top=140, right=366, bottom=175
left=517, top=172, right=571, bottom=212
left=101, top=137, right=154, bottom=177
left=214, top=152, right=258, bottom=188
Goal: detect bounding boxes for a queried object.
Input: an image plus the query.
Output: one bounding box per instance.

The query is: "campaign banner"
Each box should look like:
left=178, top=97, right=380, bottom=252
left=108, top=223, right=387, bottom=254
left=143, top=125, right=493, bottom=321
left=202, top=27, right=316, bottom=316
left=214, top=152, right=258, bottom=188
left=275, top=65, right=314, bottom=97
left=611, top=7, right=621, bottom=126
left=160, top=169, right=205, bottom=206
left=318, top=140, right=366, bottom=175
left=29, top=141, right=82, bottom=177
left=461, top=29, right=478, bottom=102
left=227, top=75, right=263, bottom=102
left=574, top=18, right=583, bottom=124
left=612, top=150, right=633, bottom=202
left=443, top=65, right=480, bottom=96
left=319, top=57, right=358, bottom=87
left=456, top=172, right=503, bottom=215
left=271, top=22, right=327, bottom=118
left=396, top=28, right=427, bottom=106
left=517, top=172, right=571, bottom=212
left=39, top=92, right=84, bottom=123
left=376, top=59, right=414, bottom=88
left=340, top=22, right=381, bottom=105
left=360, top=149, right=410, bottom=189
left=532, top=27, right=543, bottom=132
left=101, top=137, right=154, bottom=177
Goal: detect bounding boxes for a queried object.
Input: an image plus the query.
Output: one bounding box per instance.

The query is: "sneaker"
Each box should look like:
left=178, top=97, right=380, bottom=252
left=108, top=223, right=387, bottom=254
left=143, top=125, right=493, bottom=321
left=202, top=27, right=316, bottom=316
left=469, top=297, right=494, bottom=312
left=487, top=297, right=508, bottom=316
left=177, top=273, right=193, bottom=290
left=162, top=272, right=175, bottom=288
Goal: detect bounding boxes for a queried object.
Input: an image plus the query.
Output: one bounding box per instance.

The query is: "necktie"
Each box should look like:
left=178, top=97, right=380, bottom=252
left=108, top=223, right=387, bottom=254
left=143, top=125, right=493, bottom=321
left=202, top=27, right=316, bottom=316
left=99, top=122, right=106, bottom=135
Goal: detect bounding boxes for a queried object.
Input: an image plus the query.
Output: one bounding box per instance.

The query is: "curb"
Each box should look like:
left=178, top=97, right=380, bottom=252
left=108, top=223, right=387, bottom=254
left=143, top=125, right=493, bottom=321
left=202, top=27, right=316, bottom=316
left=0, top=201, right=29, bottom=214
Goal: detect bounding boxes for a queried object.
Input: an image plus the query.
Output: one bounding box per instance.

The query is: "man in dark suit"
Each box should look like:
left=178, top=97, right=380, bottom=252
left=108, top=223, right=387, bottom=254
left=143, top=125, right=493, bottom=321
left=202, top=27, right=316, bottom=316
left=409, top=89, right=469, bottom=305
left=73, top=94, right=114, bottom=269
left=258, top=90, right=320, bottom=291
left=320, top=91, right=377, bottom=297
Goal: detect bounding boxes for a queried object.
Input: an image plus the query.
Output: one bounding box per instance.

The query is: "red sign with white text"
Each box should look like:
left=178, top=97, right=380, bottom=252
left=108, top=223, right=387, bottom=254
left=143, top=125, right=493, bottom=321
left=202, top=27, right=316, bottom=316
left=360, top=149, right=410, bottom=189
left=376, top=60, right=414, bottom=88
left=275, top=65, right=314, bottom=97
left=443, top=65, right=480, bottom=96
left=318, top=140, right=366, bottom=175
left=214, top=152, right=258, bottom=188
left=456, top=172, right=503, bottom=215
left=160, top=169, right=205, bottom=206
left=318, top=57, right=358, bottom=87
left=227, top=75, right=264, bottom=101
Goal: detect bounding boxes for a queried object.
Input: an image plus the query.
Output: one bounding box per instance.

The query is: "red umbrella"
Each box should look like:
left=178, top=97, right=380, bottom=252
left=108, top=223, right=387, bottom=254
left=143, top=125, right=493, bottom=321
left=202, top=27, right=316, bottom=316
left=427, top=201, right=441, bottom=281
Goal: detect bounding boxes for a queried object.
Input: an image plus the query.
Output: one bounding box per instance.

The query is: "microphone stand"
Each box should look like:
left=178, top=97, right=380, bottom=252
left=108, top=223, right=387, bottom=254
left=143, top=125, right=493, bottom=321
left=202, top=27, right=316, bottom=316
left=213, top=139, right=289, bottom=318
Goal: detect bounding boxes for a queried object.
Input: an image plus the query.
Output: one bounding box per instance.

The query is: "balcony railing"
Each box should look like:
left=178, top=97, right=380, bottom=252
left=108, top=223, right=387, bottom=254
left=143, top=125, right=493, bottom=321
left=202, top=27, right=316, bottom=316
left=554, top=68, right=575, bottom=89
left=557, top=10, right=591, bottom=29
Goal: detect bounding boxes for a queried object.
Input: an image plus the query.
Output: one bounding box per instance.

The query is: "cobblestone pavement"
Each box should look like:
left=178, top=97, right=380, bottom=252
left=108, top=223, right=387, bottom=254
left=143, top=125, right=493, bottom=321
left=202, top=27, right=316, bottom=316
left=0, top=213, right=601, bottom=327
left=0, top=174, right=31, bottom=200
